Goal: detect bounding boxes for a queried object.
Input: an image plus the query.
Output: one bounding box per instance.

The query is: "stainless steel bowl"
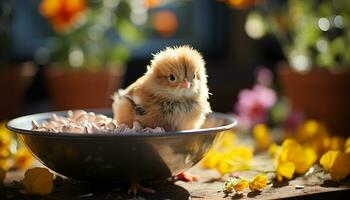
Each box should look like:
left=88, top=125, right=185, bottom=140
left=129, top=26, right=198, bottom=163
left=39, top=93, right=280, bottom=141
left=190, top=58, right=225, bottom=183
left=7, top=110, right=236, bottom=182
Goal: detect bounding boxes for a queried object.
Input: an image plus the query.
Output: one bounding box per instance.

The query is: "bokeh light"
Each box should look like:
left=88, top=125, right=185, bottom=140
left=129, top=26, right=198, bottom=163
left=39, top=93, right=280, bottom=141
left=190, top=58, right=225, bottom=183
left=152, top=10, right=178, bottom=37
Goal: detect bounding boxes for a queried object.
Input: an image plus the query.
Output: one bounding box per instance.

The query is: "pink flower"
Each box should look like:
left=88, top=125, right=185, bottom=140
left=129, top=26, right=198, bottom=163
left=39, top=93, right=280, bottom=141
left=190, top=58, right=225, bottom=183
left=255, top=67, right=273, bottom=86
left=235, top=85, right=276, bottom=129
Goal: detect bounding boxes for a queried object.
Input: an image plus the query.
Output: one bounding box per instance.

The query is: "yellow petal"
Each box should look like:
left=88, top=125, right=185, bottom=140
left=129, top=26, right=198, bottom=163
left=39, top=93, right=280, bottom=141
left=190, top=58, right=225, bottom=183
left=234, top=179, right=249, bottom=192
left=268, top=143, right=279, bottom=158
left=320, top=150, right=350, bottom=181
left=0, top=159, right=9, bottom=171
left=278, top=139, right=317, bottom=174
left=217, top=131, right=236, bottom=148
left=229, top=146, right=254, bottom=161
left=276, top=162, right=295, bottom=182
left=21, top=167, right=54, bottom=195
left=345, top=137, right=350, bottom=150
left=223, top=177, right=249, bottom=193
left=323, top=137, right=345, bottom=152
left=0, top=122, right=12, bottom=149
left=249, top=174, right=267, bottom=192
left=330, top=153, right=350, bottom=181
left=320, top=150, right=341, bottom=172
left=201, top=150, right=222, bottom=168
left=253, top=124, right=272, bottom=151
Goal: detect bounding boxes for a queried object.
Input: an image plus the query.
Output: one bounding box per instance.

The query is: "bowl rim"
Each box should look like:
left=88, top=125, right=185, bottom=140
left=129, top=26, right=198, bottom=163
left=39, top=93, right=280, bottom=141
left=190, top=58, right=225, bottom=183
left=6, top=110, right=237, bottom=139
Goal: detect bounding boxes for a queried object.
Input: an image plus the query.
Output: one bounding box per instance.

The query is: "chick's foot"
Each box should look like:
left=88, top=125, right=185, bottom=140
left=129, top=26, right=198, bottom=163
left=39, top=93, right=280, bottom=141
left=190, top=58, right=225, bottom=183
left=128, top=181, right=155, bottom=195
left=175, top=172, right=200, bottom=182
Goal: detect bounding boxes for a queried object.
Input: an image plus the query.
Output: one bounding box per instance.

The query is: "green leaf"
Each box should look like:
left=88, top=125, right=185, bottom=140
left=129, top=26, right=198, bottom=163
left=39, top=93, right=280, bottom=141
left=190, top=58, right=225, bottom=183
left=115, top=19, right=144, bottom=44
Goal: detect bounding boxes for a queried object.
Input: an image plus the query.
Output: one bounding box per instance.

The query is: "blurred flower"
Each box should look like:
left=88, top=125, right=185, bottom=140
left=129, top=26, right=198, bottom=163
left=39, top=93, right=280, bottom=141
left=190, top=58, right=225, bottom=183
left=0, top=122, right=12, bottom=149
left=253, top=124, right=272, bottom=151
left=278, top=139, right=317, bottom=174
left=152, top=10, right=178, bottom=37
left=202, top=146, right=253, bottom=175
left=0, top=122, right=12, bottom=172
left=273, top=139, right=317, bottom=181
left=217, top=131, right=236, bottom=148
left=14, top=148, right=34, bottom=170
left=320, top=150, right=350, bottom=181
left=345, top=137, right=350, bottom=153
left=224, top=0, right=261, bottom=9
left=249, top=174, right=267, bottom=192
left=276, top=161, right=295, bottom=182
left=323, top=136, right=345, bottom=152
left=21, top=167, right=54, bottom=195
left=255, top=67, right=273, bottom=86
left=144, top=0, right=161, bottom=8
left=0, top=148, right=10, bottom=159
left=39, top=0, right=86, bottom=32
left=296, top=120, right=330, bottom=157
left=202, top=132, right=253, bottom=175
left=268, top=143, right=279, bottom=158
left=236, top=85, right=276, bottom=129
left=223, top=177, right=249, bottom=194
left=0, top=159, right=9, bottom=171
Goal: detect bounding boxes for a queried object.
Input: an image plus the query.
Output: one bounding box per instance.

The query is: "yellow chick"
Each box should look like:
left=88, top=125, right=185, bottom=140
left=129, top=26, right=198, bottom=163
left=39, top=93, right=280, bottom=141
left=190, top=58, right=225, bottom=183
left=112, top=45, right=211, bottom=194
left=113, top=45, right=212, bottom=131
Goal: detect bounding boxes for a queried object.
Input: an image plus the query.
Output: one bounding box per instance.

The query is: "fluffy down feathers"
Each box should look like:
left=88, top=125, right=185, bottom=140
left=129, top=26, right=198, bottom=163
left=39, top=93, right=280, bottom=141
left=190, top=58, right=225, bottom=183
left=113, top=45, right=211, bottom=131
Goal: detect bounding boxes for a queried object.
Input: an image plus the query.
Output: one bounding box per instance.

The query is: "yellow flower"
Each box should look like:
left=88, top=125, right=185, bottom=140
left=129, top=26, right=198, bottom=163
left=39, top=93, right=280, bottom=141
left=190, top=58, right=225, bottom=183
left=229, top=146, right=254, bottom=161
left=202, top=147, right=253, bottom=175
left=0, top=158, right=9, bottom=171
left=345, top=137, right=350, bottom=153
left=217, top=131, right=236, bottom=148
left=276, top=161, right=295, bottom=182
left=278, top=139, right=317, bottom=174
left=297, top=120, right=321, bottom=140
left=320, top=150, right=350, bottom=181
left=202, top=150, right=219, bottom=168
left=0, top=122, right=12, bottom=149
left=14, top=148, right=34, bottom=169
left=268, top=143, right=280, bottom=158
left=21, top=167, right=54, bottom=195
left=0, top=148, right=10, bottom=159
left=323, top=136, right=345, bottom=152
left=0, top=168, right=6, bottom=183
left=201, top=135, right=253, bottom=175
left=249, top=174, right=267, bottom=192
left=234, top=179, right=249, bottom=192
left=253, top=124, right=272, bottom=151
left=223, top=177, right=249, bottom=194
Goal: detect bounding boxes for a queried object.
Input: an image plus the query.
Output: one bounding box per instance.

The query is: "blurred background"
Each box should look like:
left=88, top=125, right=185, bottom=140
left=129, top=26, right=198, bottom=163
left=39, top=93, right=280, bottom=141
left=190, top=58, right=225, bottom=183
left=1, top=0, right=350, bottom=135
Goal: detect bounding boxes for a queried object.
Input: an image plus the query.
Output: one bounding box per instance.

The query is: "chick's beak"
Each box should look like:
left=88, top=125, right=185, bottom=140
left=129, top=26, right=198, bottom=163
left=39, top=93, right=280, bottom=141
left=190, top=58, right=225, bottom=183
left=180, top=80, right=191, bottom=89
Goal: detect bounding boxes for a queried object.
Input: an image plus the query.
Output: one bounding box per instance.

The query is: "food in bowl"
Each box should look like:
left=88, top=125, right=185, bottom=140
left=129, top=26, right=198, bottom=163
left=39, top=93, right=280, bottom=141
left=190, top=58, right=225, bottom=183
left=31, top=110, right=165, bottom=134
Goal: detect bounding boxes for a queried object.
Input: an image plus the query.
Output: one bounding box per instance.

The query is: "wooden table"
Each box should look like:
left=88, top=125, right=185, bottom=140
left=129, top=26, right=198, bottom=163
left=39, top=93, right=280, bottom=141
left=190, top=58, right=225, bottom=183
left=2, top=159, right=350, bottom=200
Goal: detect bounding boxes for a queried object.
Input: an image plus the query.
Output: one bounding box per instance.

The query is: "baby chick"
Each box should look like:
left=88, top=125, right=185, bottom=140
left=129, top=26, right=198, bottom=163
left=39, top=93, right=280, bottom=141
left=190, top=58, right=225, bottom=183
left=113, top=45, right=211, bottom=131
left=112, top=45, right=212, bottom=194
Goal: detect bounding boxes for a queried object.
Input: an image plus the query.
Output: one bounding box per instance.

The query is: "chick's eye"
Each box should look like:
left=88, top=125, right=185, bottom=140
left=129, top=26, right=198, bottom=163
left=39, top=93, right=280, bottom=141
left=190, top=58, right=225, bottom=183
left=192, top=74, right=196, bottom=79
left=169, top=74, right=176, bottom=82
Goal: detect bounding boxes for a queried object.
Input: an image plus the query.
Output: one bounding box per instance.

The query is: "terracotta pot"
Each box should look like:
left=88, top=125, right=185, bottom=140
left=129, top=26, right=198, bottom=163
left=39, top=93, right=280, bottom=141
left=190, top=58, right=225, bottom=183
left=278, top=64, right=350, bottom=136
left=0, top=62, right=37, bottom=120
left=45, top=67, right=124, bottom=110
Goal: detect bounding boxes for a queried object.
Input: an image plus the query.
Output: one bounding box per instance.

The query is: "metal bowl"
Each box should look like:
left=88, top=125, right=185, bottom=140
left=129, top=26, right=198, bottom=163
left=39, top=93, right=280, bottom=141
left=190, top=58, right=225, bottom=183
left=7, top=110, right=236, bottom=182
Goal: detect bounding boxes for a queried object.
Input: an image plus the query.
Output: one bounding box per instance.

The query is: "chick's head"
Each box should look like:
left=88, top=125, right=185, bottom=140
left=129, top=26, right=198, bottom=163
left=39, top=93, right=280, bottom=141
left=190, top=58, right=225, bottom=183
left=146, top=45, right=207, bottom=98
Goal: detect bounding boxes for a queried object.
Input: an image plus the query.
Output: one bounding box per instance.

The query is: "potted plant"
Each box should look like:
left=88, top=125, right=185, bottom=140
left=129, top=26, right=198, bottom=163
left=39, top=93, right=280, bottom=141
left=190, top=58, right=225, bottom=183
left=36, top=0, right=146, bottom=110
left=254, top=0, right=350, bottom=135
left=0, top=1, right=36, bottom=120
